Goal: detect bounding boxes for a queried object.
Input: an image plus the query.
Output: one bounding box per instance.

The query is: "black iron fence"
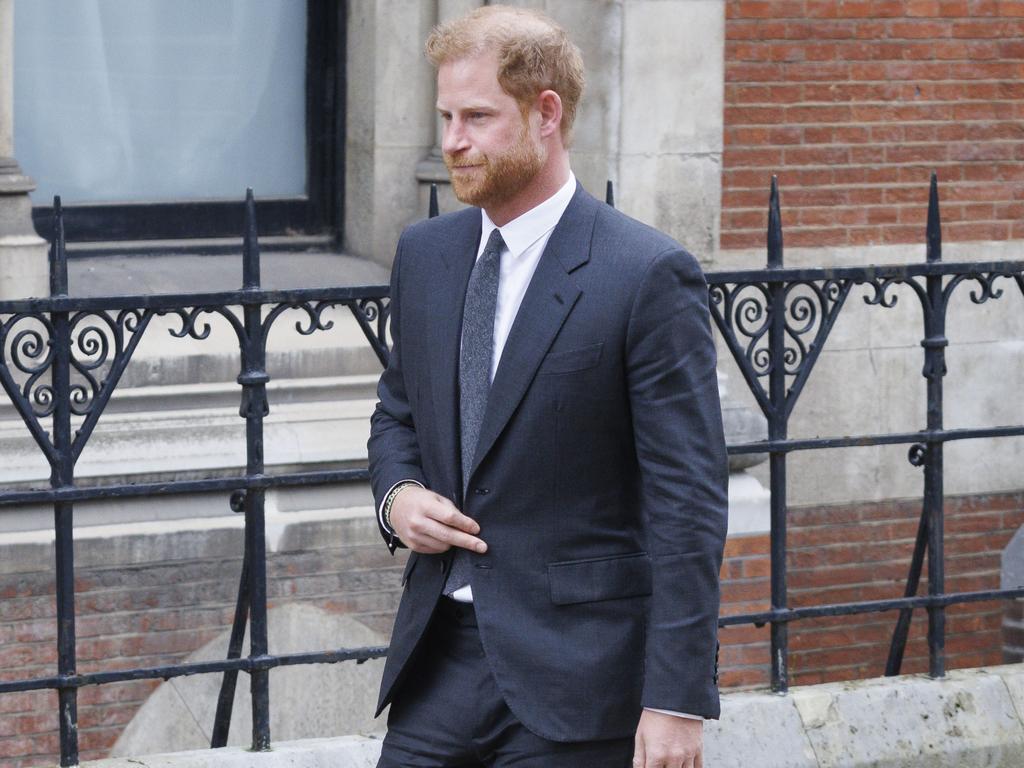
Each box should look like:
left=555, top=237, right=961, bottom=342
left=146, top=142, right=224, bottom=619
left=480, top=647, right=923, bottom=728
left=0, top=177, right=1022, bottom=766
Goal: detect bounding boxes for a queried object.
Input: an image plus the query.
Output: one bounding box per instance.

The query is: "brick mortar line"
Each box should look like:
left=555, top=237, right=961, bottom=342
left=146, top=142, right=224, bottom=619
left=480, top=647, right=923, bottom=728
left=724, top=77, right=1024, bottom=84
left=726, top=60, right=1024, bottom=66
left=727, top=78, right=1024, bottom=84
left=728, top=99, right=1024, bottom=107
left=725, top=138, right=1024, bottom=148
left=723, top=203, right=1022, bottom=213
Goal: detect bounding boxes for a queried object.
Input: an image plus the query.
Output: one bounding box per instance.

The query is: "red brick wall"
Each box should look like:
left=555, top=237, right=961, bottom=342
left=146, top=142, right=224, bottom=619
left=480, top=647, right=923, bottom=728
left=719, top=491, right=1024, bottom=689
left=722, top=0, right=1024, bottom=250
left=2, top=492, right=1021, bottom=765
left=0, top=517, right=404, bottom=767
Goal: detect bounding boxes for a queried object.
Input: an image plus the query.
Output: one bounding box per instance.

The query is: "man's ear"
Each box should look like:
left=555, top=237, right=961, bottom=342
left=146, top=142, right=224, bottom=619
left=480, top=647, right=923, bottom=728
left=536, top=89, right=563, bottom=140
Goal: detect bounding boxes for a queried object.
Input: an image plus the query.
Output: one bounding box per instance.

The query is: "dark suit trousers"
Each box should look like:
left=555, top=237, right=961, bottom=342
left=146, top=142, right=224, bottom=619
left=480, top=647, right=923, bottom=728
left=377, top=599, right=634, bottom=768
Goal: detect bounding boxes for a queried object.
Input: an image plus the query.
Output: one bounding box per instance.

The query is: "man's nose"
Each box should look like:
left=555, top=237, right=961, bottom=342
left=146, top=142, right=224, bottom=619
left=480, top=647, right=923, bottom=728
left=442, top=120, right=470, bottom=155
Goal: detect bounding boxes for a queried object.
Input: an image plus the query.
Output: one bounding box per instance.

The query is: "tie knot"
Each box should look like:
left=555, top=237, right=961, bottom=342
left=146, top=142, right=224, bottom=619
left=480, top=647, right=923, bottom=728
left=484, top=228, right=505, bottom=258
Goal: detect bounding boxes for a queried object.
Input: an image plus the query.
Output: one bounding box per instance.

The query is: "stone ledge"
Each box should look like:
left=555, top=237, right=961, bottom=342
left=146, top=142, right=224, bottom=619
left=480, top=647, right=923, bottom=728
left=77, top=664, right=1024, bottom=768
left=83, top=735, right=385, bottom=768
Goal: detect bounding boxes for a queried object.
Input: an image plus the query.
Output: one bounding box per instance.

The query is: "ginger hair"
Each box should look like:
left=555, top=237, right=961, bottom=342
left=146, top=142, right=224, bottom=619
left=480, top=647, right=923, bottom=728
left=425, top=5, right=585, bottom=145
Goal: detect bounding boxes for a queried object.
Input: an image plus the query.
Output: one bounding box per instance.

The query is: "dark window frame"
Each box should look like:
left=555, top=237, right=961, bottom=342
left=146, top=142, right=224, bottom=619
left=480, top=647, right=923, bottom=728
left=31, top=0, right=345, bottom=246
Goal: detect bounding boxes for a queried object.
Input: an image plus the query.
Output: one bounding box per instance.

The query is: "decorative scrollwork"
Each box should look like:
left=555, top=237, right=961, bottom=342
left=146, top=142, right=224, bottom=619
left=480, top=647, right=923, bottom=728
left=351, top=297, right=391, bottom=367
left=709, top=277, right=852, bottom=419
left=861, top=277, right=903, bottom=309
left=162, top=306, right=246, bottom=346
left=942, top=271, right=1007, bottom=306
left=782, top=280, right=852, bottom=381
left=262, top=300, right=337, bottom=339
left=858, top=275, right=929, bottom=318
left=64, top=309, right=152, bottom=417
left=713, top=283, right=773, bottom=377
left=1, top=313, right=57, bottom=418
left=260, top=297, right=391, bottom=369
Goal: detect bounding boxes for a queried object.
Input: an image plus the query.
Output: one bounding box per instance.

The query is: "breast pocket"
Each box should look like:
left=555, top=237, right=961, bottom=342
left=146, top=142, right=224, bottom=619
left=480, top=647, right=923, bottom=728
left=537, top=342, right=603, bottom=375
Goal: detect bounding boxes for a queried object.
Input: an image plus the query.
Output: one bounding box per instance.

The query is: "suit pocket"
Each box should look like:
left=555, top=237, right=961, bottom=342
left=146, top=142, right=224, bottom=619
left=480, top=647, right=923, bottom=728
left=538, top=342, right=603, bottom=375
left=547, top=551, right=652, bottom=605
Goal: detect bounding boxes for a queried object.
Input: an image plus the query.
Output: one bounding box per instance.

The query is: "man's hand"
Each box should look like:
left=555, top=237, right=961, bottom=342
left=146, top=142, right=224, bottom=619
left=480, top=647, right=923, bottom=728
left=390, top=486, right=487, bottom=555
left=633, top=710, right=703, bottom=768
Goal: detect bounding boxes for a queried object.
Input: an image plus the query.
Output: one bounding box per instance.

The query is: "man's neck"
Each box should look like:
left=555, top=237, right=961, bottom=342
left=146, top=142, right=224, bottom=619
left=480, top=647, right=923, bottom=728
left=484, top=155, right=572, bottom=227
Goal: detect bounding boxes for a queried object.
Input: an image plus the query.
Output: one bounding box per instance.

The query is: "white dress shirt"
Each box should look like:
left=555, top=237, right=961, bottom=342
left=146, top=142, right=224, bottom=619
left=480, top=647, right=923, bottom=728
left=379, top=173, right=699, bottom=720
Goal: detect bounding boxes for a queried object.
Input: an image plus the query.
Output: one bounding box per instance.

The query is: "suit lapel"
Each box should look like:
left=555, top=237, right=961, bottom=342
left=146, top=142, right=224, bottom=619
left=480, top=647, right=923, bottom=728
left=428, top=211, right=481, bottom=498
left=468, top=186, right=598, bottom=481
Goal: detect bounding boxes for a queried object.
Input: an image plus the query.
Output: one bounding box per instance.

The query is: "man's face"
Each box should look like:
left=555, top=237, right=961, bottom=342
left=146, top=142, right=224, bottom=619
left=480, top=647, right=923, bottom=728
left=437, top=53, right=546, bottom=210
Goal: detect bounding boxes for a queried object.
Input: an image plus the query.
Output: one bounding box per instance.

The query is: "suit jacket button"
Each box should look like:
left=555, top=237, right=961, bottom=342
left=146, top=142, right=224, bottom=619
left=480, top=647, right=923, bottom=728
left=474, top=487, right=490, bottom=495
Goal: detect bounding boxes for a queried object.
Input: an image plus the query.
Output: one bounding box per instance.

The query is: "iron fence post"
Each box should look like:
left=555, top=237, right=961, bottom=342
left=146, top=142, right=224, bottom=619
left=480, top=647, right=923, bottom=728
left=923, top=173, right=946, bottom=677
left=766, top=177, right=789, bottom=693
left=239, top=189, right=272, bottom=749
left=49, top=198, right=80, bottom=766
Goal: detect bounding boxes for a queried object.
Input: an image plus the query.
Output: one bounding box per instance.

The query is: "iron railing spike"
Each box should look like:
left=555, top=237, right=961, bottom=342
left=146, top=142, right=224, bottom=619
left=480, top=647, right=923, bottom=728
left=605, top=180, right=615, bottom=208
left=50, top=196, right=68, bottom=297
left=429, top=183, right=439, bottom=218
left=767, top=175, right=783, bottom=269
left=243, top=188, right=261, bottom=289
left=926, top=171, right=942, bottom=264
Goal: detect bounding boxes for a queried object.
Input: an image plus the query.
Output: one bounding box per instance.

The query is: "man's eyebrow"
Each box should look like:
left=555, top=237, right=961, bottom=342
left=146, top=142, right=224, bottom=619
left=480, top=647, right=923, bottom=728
left=436, top=103, right=494, bottom=113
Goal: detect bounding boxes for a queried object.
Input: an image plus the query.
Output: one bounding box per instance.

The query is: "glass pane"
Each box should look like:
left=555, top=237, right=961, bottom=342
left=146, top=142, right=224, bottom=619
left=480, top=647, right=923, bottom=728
left=14, top=0, right=307, bottom=204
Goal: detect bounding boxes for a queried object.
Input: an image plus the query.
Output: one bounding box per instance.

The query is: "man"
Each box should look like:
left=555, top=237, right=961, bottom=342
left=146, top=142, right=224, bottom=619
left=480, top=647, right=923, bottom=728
left=368, top=6, right=727, bottom=767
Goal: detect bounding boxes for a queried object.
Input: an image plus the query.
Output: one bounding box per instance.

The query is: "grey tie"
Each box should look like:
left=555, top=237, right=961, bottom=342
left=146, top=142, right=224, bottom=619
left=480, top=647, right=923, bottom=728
left=445, top=228, right=504, bottom=596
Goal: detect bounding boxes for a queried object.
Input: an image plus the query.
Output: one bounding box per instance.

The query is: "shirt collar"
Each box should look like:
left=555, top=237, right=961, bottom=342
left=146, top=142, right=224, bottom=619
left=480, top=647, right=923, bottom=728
left=479, top=173, right=577, bottom=258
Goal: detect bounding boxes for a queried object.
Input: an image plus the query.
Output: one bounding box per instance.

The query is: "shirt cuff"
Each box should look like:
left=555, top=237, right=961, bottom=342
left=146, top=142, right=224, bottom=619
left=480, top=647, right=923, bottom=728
left=644, top=707, right=702, bottom=720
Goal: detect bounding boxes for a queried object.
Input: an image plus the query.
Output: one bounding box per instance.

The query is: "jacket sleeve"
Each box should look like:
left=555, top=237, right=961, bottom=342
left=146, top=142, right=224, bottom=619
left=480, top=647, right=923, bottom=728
left=625, top=247, right=729, bottom=719
left=367, top=231, right=427, bottom=550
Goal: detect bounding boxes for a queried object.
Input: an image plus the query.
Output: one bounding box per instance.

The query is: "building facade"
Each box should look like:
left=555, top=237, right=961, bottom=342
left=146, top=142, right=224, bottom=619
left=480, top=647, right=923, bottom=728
left=0, top=1, right=1021, bottom=765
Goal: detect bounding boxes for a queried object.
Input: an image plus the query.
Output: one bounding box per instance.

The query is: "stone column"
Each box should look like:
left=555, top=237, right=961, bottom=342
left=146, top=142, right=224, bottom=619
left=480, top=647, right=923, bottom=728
left=0, top=0, right=48, bottom=298
left=616, top=0, right=725, bottom=266
left=415, top=0, right=483, bottom=217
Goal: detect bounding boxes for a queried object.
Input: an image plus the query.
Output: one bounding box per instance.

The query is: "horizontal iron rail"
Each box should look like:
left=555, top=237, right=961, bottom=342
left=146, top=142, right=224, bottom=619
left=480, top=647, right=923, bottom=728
left=0, top=645, right=389, bottom=695
left=6, top=584, right=1021, bottom=696
left=719, top=586, right=1024, bottom=627
left=727, top=425, right=1024, bottom=455
left=0, top=285, right=390, bottom=314
left=2, top=423, right=1019, bottom=509
left=0, top=468, right=370, bottom=507
left=0, top=258, right=1017, bottom=314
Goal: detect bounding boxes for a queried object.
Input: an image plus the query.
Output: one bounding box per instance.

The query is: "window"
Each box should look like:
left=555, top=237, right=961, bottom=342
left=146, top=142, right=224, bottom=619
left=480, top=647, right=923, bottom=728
left=14, top=0, right=343, bottom=244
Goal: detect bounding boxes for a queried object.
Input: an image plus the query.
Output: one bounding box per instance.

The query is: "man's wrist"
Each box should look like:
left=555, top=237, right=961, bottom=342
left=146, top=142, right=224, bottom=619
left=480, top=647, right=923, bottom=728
left=383, top=481, right=419, bottom=530
left=378, top=480, right=423, bottom=552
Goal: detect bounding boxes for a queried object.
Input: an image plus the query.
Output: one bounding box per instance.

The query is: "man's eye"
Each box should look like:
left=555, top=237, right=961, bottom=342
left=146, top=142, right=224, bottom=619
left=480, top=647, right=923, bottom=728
left=469, top=112, right=487, bottom=120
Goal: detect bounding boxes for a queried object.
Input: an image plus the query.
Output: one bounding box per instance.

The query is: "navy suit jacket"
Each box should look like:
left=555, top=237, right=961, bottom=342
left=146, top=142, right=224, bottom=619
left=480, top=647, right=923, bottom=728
left=367, top=183, right=728, bottom=742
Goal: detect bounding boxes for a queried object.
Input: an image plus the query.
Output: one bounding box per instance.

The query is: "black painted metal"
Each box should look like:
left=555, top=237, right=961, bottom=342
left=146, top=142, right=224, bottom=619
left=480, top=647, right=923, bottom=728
left=210, top=549, right=251, bottom=748
left=240, top=190, right=273, bottom=750
left=922, top=172, right=947, bottom=678
left=429, top=183, right=439, bottom=219
left=765, top=177, right=789, bottom=693
left=2, top=178, right=1023, bottom=765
